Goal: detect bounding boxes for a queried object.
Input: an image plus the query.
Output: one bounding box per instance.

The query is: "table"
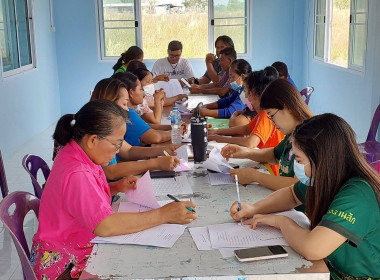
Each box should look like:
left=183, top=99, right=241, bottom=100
left=80, top=157, right=329, bottom=280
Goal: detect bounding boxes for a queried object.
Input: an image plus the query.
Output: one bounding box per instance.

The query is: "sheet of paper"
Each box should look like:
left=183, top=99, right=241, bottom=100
left=118, top=199, right=191, bottom=213
left=188, top=226, right=212, bottom=250
left=176, top=103, right=191, bottom=114
left=152, top=175, right=193, bottom=196
left=201, top=147, right=232, bottom=173
left=274, top=209, right=310, bottom=229
left=125, top=171, right=160, bottom=209
left=208, top=173, right=235, bottom=185
left=208, top=222, right=288, bottom=248
left=218, top=248, right=236, bottom=258
left=173, top=160, right=194, bottom=172
left=91, top=224, right=187, bottom=248
left=154, top=79, right=184, bottom=98
left=174, top=145, right=188, bottom=161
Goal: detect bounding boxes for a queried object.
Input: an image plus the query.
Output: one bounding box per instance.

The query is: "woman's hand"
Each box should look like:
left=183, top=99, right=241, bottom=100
left=229, top=168, right=259, bottom=185
left=205, top=53, right=216, bottom=64
left=208, top=134, right=221, bottom=142
left=221, top=144, right=248, bottom=160
left=180, top=122, right=188, bottom=136
left=176, top=94, right=188, bottom=102
left=118, top=176, right=139, bottom=192
left=247, top=214, right=289, bottom=230
left=154, top=90, right=166, bottom=103
left=189, top=84, right=201, bottom=94
left=153, top=74, right=170, bottom=82
left=207, top=129, right=219, bottom=136
left=230, top=201, right=255, bottom=222
left=163, top=144, right=182, bottom=156
left=153, top=156, right=180, bottom=170
left=160, top=201, right=197, bottom=224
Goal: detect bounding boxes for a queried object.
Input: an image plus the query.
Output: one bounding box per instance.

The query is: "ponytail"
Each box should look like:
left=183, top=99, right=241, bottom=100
left=112, top=57, right=124, bottom=72
left=112, top=46, right=143, bottom=72
left=53, top=114, right=76, bottom=146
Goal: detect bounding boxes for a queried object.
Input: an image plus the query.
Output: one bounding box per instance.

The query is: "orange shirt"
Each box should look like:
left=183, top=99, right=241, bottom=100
left=249, top=110, right=285, bottom=175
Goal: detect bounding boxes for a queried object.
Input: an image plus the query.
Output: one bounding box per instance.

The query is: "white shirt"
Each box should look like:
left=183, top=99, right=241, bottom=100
left=152, top=57, right=195, bottom=80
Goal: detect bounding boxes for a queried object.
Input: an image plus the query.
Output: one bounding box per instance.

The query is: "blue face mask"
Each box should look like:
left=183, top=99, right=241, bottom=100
left=230, top=81, right=242, bottom=91
left=293, top=159, right=314, bottom=186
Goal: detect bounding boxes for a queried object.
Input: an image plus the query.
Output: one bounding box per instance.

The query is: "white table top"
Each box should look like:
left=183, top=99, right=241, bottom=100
left=80, top=158, right=329, bottom=280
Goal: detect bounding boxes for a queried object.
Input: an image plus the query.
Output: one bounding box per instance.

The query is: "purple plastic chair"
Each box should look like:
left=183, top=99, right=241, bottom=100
left=22, top=154, right=50, bottom=199
left=0, top=191, right=39, bottom=280
left=358, top=105, right=380, bottom=163
left=0, top=148, right=9, bottom=198
left=299, top=86, right=314, bottom=105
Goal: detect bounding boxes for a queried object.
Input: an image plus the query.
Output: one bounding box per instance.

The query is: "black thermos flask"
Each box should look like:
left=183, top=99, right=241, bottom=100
left=191, top=102, right=208, bottom=162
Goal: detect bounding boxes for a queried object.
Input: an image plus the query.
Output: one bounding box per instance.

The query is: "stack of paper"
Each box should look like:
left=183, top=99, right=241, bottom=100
left=173, top=145, right=194, bottom=172
left=188, top=210, right=310, bottom=257
left=208, top=173, right=235, bottom=185
left=202, top=147, right=232, bottom=173
left=154, top=79, right=184, bottom=98
left=91, top=171, right=191, bottom=247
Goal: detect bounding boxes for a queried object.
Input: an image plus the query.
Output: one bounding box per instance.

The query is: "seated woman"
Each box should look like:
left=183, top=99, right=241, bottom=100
left=230, top=113, right=380, bottom=279
left=113, top=46, right=144, bottom=74
left=91, top=77, right=171, bottom=146
left=221, top=79, right=313, bottom=190
left=30, top=100, right=197, bottom=279
left=127, top=61, right=188, bottom=107
left=208, top=67, right=284, bottom=175
left=196, top=59, right=251, bottom=119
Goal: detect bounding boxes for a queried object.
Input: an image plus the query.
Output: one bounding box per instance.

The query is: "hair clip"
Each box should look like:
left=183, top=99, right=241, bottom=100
left=70, top=114, right=76, bottom=127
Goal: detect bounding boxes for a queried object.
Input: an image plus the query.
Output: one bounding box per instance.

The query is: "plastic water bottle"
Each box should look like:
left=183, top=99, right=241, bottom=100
left=170, top=107, right=182, bottom=145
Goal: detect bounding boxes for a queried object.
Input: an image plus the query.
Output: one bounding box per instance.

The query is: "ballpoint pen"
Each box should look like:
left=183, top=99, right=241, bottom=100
left=235, top=175, right=243, bottom=225
left=163, top=150, right=171, bottom=157
left=167, top=194, right=196, bottom=212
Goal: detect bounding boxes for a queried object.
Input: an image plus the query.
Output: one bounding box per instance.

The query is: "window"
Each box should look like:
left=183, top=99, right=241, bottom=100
left=0, top=0, right=35, bottom=77
left=313, top=0, right=367, bottom=70
left=97, top=0, right=251, bottom=60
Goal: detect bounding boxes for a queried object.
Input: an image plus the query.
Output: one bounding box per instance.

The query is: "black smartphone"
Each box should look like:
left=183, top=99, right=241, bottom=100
left=234, top=246, right=288, bottom=262
left=150, top=170, right=176, bottom=178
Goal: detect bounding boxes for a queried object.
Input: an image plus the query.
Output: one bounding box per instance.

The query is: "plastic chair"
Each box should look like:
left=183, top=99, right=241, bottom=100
left=358, top=105, right=380, bottom=163
left=299, top=86, right=314, bottom=105
left=0, top=191, right=39, bottom=280
left=370, top=160, right=380, bottom=174
left=0, top=148, right=9, bottom=198
left=22, top=154, right=51, bottom=199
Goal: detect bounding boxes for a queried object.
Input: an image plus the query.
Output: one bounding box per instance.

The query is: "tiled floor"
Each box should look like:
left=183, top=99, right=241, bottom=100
left=0, top=123, right=55, bottom=280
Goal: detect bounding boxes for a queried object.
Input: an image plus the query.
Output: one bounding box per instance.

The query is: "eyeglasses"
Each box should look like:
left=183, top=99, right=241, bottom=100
left=168, top=53, right=181, bottom=59
left=267, top=109, right=280, bottom=121
left=104, top=138, right=123, bottom=151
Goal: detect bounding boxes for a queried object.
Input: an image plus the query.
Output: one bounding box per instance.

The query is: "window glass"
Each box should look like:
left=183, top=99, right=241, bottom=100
left=141, top=1, right=208, bottom=59
left=213, top=0, right=247, bottom=54
left=15, top=0, right=31, bottom=66
left=314, top=0, right=326, bottom=58
left=329, top=0, right=350, bottom=67
left=1, top=0, right=20, bottom=72
left=102, top=0, right=137, bottom=57
left=349, top=0, right=367, bottom=67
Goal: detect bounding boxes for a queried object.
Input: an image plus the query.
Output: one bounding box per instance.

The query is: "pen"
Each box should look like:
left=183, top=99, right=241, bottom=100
left=167, top=194, right=195, bottom=212
left=235, top=175, right=243, bottom=225
left=163, top=150, right=170, bottom=157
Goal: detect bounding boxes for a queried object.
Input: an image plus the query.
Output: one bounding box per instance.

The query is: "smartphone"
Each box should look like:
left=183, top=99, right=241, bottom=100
left=150, top=170, right=176, bottom=178
left=234, top=246, right=288, bottom=262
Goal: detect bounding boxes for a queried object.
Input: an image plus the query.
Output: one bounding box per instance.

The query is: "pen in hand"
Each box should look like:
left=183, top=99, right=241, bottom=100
left=163, top=150, right=171, bottom=157
left=235, top=175, right=243, bottom=225
left=167, top=194, right=196, bottom=212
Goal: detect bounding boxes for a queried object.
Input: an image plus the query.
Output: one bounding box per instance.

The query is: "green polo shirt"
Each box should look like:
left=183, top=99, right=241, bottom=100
left=294, top=177, right=380, bottom=278
left=273, top=134, right=294, bottom=177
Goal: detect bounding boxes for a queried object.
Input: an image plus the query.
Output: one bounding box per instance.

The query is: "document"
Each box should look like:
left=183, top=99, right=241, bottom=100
left=202, top=147, right=232, bottom=173
left=174, top=145, right=188, bottom=161
left=208, top=173, right=235, bottom=185
left=176, top=103, right=191, bottom=115
left=154, top=79, right=184, bottom=98
left=91, top=224, right=187, bottom=248
left=188, top=226, right=212, bottom=250
left=173, top=145, right=193, bottom=172
left=118, top=199, right=191, bottom=213
left=208, top=222, right=287, bottom=248
left=125, top=171, right=160, bottom=209
left=152, top=175, right=193, bottom=196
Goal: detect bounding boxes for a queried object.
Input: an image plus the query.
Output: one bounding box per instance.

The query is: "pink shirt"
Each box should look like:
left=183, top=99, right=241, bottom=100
left=30, top=140, right=113, bottom=279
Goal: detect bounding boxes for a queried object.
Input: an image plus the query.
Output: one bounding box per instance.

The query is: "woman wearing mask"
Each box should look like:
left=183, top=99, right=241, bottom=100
left=221, top=79, right=313, bottom=190
left=194, top=59, right=251, bottom=119
left=230, top=113, right=380, bottom=279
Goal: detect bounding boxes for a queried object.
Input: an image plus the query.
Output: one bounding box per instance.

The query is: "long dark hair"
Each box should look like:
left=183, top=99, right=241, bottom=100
left=53, top=100, right=128, bottom=146
left=260, top=79, right=313, bottom=122
left=230, top=59, right=252, bottom=76
left=112, top=72, right=139, bottom=92
left=244, top=66, right=278, bottom=97
left=215, top=35, right=234, bottom=49
left=91, top=78, right=127, bottom=103
left=292, top=113, right=380, bottom=228
left=112, top=46, right=143, bottom=72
